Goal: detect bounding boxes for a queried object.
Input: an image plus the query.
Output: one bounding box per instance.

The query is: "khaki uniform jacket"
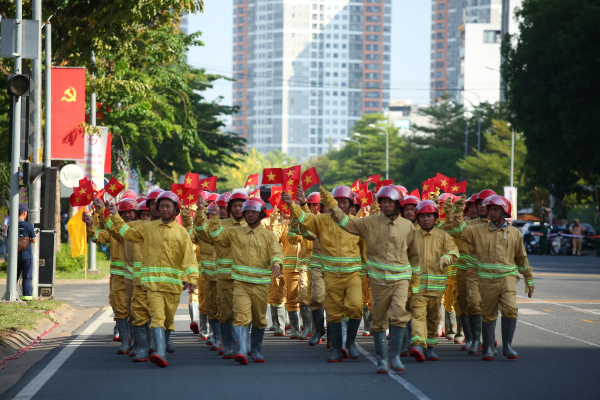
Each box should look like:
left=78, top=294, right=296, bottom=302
left=87, top=211, right=124, bottom=277
left=415, top=228, right=459, bottom=296
left=106, top=219, right=146, bottom=285
left=208, top=215, right=283, bottom=285
left=182, top=210, right=217, bottom=280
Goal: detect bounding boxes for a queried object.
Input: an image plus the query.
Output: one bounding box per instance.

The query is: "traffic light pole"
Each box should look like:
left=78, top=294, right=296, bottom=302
left=4, top=0, right=23, bottom=301
left=44, top=22, right=52, bottom=169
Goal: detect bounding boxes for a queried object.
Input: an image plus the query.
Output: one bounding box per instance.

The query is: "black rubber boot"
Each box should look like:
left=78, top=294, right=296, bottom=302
left=116, top=319, right=130, bottom=354
left=298, top=306, right=313, bottom=340
left=501, top=318, right=518, bottom=359
left=460, top=316, right=473, bottom=351
left=401, top=321, right=411, bottom=356
left=482, top=320, right=496, bottom=361
left=468, top=314, right=482, bottom=354
left=345, top=319, right=361, bottom=360
left=165, top=330, right=175, bottom=354
left=251, top=327, right=266, bottom=362
left=247, top=323, right=252, bottom=356
left=326, top=323, right=332, bottom=349
left=389, top=326, right=406, bottom=371
left=362, top=306, right=373, bottom=336
left=209, top=319, right=222, bottom=351
left=289, top=311, right=300, bottom=339
left=373, top=331, right=389, bottom=373
left=309, top=309, right=324, bottom=346
left=219, top=322, right=230, bottom=356
left=149, top=327, right=168, bottom=368
left=233, top=326, right=249, bottom=365
left=268, top=306, right=277, bottom=331
left=132, top=325, right=150, bottom=362
left=327, top=322, right=344, bottom=362
left=129, top=325, right=139, bottom=357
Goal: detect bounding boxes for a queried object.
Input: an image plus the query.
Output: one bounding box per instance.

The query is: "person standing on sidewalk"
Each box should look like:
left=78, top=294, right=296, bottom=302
left=16, top=204, right=37, bottom=301
left=570, top=219, right=586, bottom=256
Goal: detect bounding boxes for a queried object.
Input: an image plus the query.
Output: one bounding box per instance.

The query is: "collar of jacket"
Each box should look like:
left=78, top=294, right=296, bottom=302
left=380, top=213, right=399, bottom=225
left=419, top=228, right=434, bottom=236
left=159, top=219, right=178, bottom=228
left=488, top=220, right=508, bottom=230
left=244, top=224, right=263, bottom=234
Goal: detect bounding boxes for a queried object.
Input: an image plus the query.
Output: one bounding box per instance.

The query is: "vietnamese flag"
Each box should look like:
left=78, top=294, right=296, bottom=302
left=249, top=188, right=260, bottom=198
left=74, top=178, right=94, bottom=200
left=351, top=179, right=362, bottom=193
left=375, top=179, right=393, bottom=191
left=171, top=183, right=185, bottom=198
left=105, top=176, right=125, bottom=198
left=69, top=193, right=84, bottom=207
left=271, top=186, right=282, bottom=197
left=199, top=176, right=217, bottom=192
left=282, top=185, right=297, bottom=202
left=450, top=180, right=468, bottom=194
left=182, top=188, right=199, bottom=206
left=103, top=207, right=111, bottom=220
left=245, top=174, right=260, bottom=188
left=95, top=188, right=106, bottom=200
left=409, top=188, right=420, bottom=199
left=362, top=182, right=369, bottom=194
left=365, top=174, right=381, bottom=185
left=435, top=172, right=456, bottom=192
left=183, top=172, right=199, bottom=189
left=283, top=166, right=301, bottom=180
left=358, top=190, right=374, bottom=207
left=269, top=192, right=283, bottom=210
left=301, top=167, right=320, bottom=191
left=422, top=179, right=437, bottom=198
left=283, top=173, right=299, bottom=194
left=262, top=168, right=283, bottom=184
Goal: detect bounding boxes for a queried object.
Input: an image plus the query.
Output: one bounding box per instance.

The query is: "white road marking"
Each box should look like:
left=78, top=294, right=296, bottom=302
left=516, top=295, right=600, bottom=316
left=518, top=320, right=600, bottom=348
left=13, top=308, right=113, bottom=400
left=356, top=343, right=431, bottom=400
left=518, top=308, right=548, bottom=315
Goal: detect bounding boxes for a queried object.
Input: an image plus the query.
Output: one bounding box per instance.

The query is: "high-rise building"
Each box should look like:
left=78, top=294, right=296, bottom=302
left=232, top=0, right=392, bottom=161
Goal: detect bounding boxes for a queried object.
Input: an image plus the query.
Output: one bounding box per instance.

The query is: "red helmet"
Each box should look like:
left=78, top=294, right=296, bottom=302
left=416, top=200, right=439, bottom=217
left=332, top=185, right=353, bottom=201
left=119, top=189, right=137, bottom=202
left=216, top=192, right=231, bottom=207
left=242, top=198, right=266, bottom=217
left=476, top=189, right=496, bottom=201
left=306, top=192, right=321, bottom=204
left=229, top=190, right=249, bottom=203
left=200, top=191, right=211, bottom=201
left=403, top=195, right=420, bottom=206
left=136, top=200, right=149, bottom=211
left=207, top=193, right=219, bottom=203
left=395, top=185, right=409, bottom=197
left=464, top=192, right=479, bottom=215
left=156, top=191, right=181, bottom=215
left=377, top=185, right=402, bottom=202
left=483, top=195, right=512, bottom=217
left=136, top=196, right=147, bottom=203
left=147, top=188, right=164, bottom=201
left=118, top=198, right=138, bottom=212
left=254, top=197, right=267, bottom=209
left=439, top=193, right=456, bottom=204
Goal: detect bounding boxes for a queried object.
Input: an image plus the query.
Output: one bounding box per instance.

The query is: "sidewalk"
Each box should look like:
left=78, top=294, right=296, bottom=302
left=0, top=279, right=109, bottom=308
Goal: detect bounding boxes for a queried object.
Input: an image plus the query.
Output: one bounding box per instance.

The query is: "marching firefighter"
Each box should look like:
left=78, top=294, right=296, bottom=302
left=206, top=198, right=284, bottom=365
left=283, top=185, right=365, bottom=363
left=325, top=184, right=421, bottom=373
left=279, top=213, right=303, bottom=339
left=107, top=191, right=198, bottom=368
left=446, top=194, right=534, bottom=360
left=409, top=200, right=459, bottom=362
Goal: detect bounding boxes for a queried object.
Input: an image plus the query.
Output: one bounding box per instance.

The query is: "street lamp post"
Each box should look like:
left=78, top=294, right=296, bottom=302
left=369, top=124, right=389, bottom=180
left=343, top=138, right=362, bottom=155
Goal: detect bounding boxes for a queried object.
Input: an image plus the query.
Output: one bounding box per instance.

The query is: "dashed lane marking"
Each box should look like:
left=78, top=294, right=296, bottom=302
left=516, top=296, right=600, bottom=316
left=518, top=308, right=548, bottom=315
left=581, top=319, right=595, bottom=323
left=518, top=320, right=600, bottom=348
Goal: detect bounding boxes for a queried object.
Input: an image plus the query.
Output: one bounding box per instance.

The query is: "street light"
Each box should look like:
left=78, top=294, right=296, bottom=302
left=343, top=137, right=362, bottom=155
left=462, top=90, right=482, bottom=154
left=369, top=124, right=389, bottom=180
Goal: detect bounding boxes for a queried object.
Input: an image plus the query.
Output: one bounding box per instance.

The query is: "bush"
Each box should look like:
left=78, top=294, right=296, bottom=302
left=0, top=261, right=7, bottom=273
left=56, top=244, right=108, bottom=273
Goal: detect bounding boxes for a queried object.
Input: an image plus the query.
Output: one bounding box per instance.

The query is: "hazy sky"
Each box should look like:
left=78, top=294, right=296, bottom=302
left=186, top=0, right=432, bottom=112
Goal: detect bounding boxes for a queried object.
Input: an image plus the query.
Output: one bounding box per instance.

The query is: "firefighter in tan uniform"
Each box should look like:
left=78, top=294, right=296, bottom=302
left=446, top=194, right=534, bottom=360
left=294, top=219, right=317, bottom=341
left=326, top=185, right=422, bottom=374
left=279, top=216, right=303, bottom=338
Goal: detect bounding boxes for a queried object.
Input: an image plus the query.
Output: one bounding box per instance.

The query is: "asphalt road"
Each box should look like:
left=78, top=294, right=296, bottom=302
left=2, top=254, right=600, bottom=400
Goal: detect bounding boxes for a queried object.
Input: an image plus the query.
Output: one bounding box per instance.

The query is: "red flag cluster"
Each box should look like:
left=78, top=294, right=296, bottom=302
left=258, top=166, right=320, bottom=193
left=70, top=177, right=95, bottom=207
left=420, top=172, right=467, bottom=200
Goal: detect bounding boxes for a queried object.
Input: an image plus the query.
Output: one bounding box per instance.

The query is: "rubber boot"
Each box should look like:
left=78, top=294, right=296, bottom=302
left=129, top=326, right=139, bottom=357
left=149, top=323, right=157, bottom=354
left=233, top=326, right=249, bottom=365
left=251, top=327, right=266, bottom=362
left=209, top=320, right=222, bottom=350
left=401, top=321, right=411, bottom=357
left=389, top=326, right=406, bottom=371
left=199, top=312, right=211, bottom=340
left=116, top=319, right=130, bottom=354
left=132, top=325, right=150, bottom=362
left=149, top=327, right=168, bottom=368
left=309, top=309, right=324, bottom=346
left=409, top=345, right=425, bottom=363
left=165, top=330, right=175, bottom=354
left=446, top=310, right=457, bottom=341
left=219, top=322, right=230, bottom=356
left=362, top=306, right=373, bottom=337
left=327, top=322, right=344, bottom=362
left=206, top=318, right=216, bottom=346
left=460, top=316, right=473, bottom=351
left=247, top=323, right=253, bottom=356
left=269, top=306, right=278, bottom=331
left=454, top=313, right=465, bottom=344
left=326, top=323, right=332, bottom=349
left=284, top=310, right=291, bottom=332
left=501, top=318, right=518, bottom=359
left=274, top=307, right=286, bottom=336
left=426, top=346, right=439, bottom=361
left=341, top=318, right=349, bottom=358
left=298, top=306, right=313, bottom=341
left=481, top=320, right=496, bottom=361
left=289, top=311, right=300, bottom=339
left=189, top=303, right=200, bottom=334
left=372, top=331, right=389, bottom=373
left=468, top=314, right=482, bottom=355
left=113, top=323, right=119, bottom=341
left=346, top=319, right=361, bottom=360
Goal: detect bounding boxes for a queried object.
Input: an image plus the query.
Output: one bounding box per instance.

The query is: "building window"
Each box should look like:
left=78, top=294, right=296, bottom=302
left=483, top=30, right=501, bottom=43
left=436, top=22, right=445, bottom=30
left=436, top=42, right=444, bottom=49
left=435, top=61, right=444, bottom=69
left=365, top=73, right=381, bottom=80
left=366, top=6, right=382, bottom=13
left=365, top=63, right=381, bottom=70
left=436, top=32, right=445, bottom=40
left=436, top=2, right=445, bottom=10
left=435, top=71, right=443, bottom=78
left=365, top=101, right=380, bottom=108
left=435, top=52, right=444, bottom=59
left=437, top=13, right=445, bottom=20
left=365, top=35, right=381, bottom=42
left=366, top=25, right=382, bottom=32
left=435, top=81, right=444, bottom=88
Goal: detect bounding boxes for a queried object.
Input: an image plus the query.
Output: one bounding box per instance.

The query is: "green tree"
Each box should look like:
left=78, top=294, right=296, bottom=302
left=501, top=0, right=600, bottom=197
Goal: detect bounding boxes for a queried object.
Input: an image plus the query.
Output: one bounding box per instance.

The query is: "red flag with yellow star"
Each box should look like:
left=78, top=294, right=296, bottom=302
left=198, top=176, right=217, bottom=192
left=262, top=168, right=283, bottom=184
left=269, top=192, right=283, bottom=210
left=171, top=183, right=185, bottom=198
left=351, top=179, right=362, bottom=193
left=245, top=174, right=260, bottom=188
left=95, top=188, right=105, bottom=200
left=422, top=179, right=437, bottom=199
left=183, top=172, right=199, bottom=189
left=271, top=186, right=282, bottom=197
left=435, top=172, right=455, bottom=192
left=73, top=178, right=94, bottom=203
left=375, top=179, right=393, bottom=192
left=283, top=166, right=301, bottom=180
left=301, top=167, right=320, bottom=191
left=450, top=180, right=467, bottom=194
left=182, top=188, right=199, bottom=206
left=409, top=188, right=420, bottom=198
left=365, top=174, right=381, bottom=185
left=105, top=176, right=125, bottom=198
left=358, top=190, right=373, bottom=207
left=69, top=193, right=85, bottom=207
left=249, top=189, right=260, bottom=198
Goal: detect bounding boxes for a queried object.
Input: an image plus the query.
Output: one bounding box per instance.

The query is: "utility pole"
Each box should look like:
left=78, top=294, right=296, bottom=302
left=510, top=127, right=514, bottom=187
left=88, top=58, right=98, bottom=274
left=44, top=22, right=51, bottom=168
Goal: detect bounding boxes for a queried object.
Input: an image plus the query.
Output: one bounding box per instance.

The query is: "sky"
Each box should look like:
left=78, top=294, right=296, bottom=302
left=186, top=0, right=432, bottom=114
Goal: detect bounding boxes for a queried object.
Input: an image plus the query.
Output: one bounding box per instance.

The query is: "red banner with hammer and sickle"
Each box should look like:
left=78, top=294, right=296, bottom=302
left=51, top=67, right=86, bottom=160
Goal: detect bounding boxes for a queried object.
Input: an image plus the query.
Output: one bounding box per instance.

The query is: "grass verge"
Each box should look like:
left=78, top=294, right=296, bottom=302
left=0, top=259, right=111, bottom=281
left=0, top=299, right=64, bottom=343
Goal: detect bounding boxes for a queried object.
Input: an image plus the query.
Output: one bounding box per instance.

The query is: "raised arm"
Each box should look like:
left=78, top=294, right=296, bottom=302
left=206, top=207, right=232, bottom=248
left=106, top=203, right=146, bottom=243
left=319, top=186, right=367, bottom=237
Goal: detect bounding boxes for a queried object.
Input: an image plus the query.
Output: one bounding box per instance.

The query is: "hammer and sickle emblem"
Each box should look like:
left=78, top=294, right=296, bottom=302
left=61, top=87, right=77, bottom=102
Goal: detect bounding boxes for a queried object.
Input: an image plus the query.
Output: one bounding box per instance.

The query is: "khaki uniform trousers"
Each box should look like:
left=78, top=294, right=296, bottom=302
left=131, top=284, right=151, bottom=326
left=298, top=270, right=310, bottom=306
left=309, top=268, right=326, bottom=311
left=362, top=274, right=372, bottom=311
left=188, top=276, right=206, bottom=313
left=283, top=269, right=300, bottom=312
left=370, top=279, right=410, bottom=332
left=233, top=281, right=270, bottom=329
left=455, top=268, right=468, bottom=317
left=125, top=279, right=134, bottom=323
left=466, top=266, right=482, bottom=315
left=324, top=271, right=363, bottom=323
left=410, top=294, right=442, bottom=348
left=479, top=275, right=518, bottom=324
left=269, top=273, right=286, bottom=306
left=111, top=275, right=127, bottom=321
left=205, top=278, right=219, bottom=320
left=147, top=290, right=180, bottom=331
left=218, top=278, right=235, bottom=324
left=572, top=237, right=583, bottom=255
